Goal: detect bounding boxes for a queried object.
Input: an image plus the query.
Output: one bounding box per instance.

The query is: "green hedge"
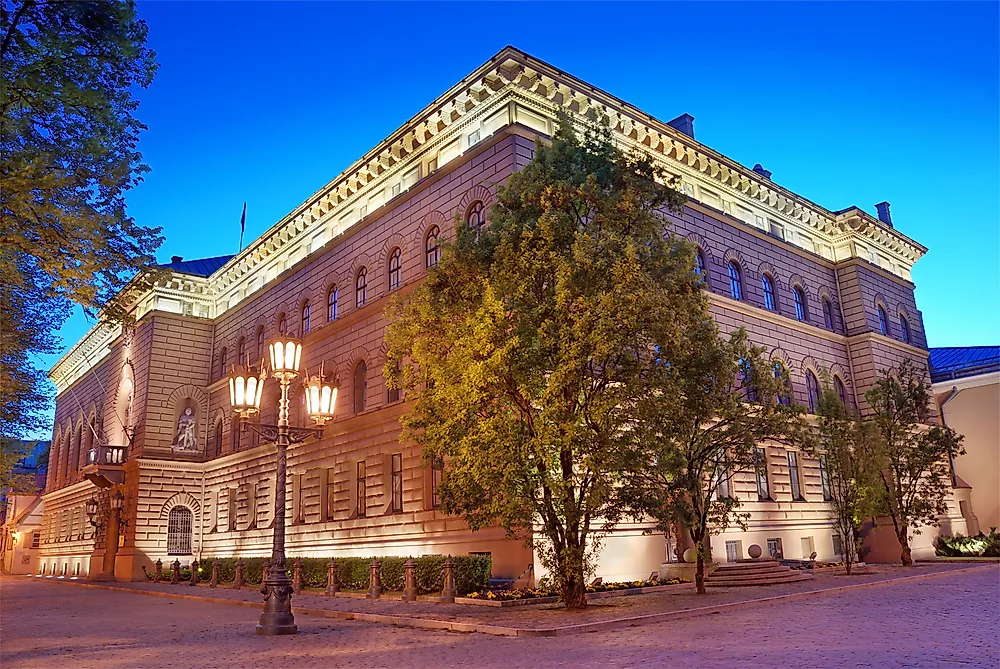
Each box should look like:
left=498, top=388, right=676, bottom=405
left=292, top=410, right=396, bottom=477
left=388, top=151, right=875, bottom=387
left=196, top=554, right=490, bottom=596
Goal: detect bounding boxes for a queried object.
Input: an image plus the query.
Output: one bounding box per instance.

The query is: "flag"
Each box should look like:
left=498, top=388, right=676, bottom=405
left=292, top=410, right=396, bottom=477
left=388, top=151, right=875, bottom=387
left=239, top=202, right=247, bottom=251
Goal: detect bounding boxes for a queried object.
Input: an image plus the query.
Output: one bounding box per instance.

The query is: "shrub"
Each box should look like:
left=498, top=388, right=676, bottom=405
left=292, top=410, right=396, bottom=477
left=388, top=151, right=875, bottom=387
left=934, top=530, right=1000, bottom=558
left=194, top=554, right=491, bottom=595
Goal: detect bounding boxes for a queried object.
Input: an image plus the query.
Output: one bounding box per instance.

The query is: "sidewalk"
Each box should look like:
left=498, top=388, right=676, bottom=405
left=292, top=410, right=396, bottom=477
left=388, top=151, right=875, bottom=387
left=20, top=562, right=995, bottom=637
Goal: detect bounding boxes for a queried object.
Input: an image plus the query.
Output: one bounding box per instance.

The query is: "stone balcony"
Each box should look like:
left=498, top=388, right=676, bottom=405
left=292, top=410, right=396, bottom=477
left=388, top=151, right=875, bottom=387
left=81, top=444, right=128, bottom=487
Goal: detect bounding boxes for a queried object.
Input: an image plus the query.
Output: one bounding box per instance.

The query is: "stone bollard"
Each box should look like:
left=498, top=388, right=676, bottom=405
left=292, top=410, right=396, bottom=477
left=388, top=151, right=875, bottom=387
left=325, top=558, right=339, bottom=597
left=154, top=559, right=163, bottom=583
left=292, top=557, right=304, bottom=594
left=171, top=559, right=181, bottom=585
left=190, top=560, right=200, bottom=586
left=366, top=558, right=382, bottom=599
left=440, top=556, right=456, bottom=603
left=210, top=559, right=220, bottom=588
left=402, top=558, right=418, bottom=602
left=233, top=559, right=245, bottom=589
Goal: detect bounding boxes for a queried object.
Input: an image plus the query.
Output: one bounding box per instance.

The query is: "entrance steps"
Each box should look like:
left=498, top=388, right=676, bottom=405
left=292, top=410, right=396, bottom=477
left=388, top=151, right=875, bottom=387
left=705, top=558, right=813, bottom=587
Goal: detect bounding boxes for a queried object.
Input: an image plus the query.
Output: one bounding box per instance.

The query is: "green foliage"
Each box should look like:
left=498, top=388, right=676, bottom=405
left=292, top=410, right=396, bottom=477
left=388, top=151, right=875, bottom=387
left=806, top=375, right=883, bottom=574
left=621, top=328, right=805, bottom=593
left=196, top=555, right=490, bottom=595
left=385, top=113, right=706, bottom=608
left=934, top=531, right=1000, bottom=558
left=864, top=360, right=965, bottom=566
left=1, top=0, right=162, bottom=464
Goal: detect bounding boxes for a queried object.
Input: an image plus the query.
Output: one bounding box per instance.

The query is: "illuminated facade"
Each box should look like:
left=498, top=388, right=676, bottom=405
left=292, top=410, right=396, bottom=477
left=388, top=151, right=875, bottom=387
left=38, top=47, right=969, bottom=582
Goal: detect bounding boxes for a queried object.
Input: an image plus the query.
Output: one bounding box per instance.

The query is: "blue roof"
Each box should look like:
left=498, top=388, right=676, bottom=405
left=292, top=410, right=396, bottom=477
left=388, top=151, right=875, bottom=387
left=929, top=346, right=1000, bottom=383
left=158, top=254, right=234, bottom=278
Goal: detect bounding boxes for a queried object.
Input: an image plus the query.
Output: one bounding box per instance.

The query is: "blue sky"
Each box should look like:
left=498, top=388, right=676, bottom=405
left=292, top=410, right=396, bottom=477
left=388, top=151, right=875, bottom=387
left=42, top=1, right=999, bottom=379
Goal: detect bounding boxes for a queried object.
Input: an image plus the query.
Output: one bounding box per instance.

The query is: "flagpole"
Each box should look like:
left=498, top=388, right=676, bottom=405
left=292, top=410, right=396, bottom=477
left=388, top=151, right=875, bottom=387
left=239, top=202, right=247, bottom=252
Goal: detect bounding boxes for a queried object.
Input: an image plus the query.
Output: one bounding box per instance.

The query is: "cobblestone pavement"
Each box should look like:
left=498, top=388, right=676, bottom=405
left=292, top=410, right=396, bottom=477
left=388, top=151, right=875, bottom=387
left=2, top=566, right=997, bottom=668
left=15, top=561, right=985, bottom=631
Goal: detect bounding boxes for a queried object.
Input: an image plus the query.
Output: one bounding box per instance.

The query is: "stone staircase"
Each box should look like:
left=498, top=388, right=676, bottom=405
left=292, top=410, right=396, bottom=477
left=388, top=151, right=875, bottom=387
left=704, top=558, right=813, bottom=587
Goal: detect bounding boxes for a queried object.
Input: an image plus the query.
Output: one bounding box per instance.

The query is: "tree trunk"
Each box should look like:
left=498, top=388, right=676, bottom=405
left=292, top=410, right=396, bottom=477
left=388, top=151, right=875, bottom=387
left=693, top=531, right=708, bottom=595
left=562, top=565, right=588, bottom=609
left=898, top=532, right=913, bottom=566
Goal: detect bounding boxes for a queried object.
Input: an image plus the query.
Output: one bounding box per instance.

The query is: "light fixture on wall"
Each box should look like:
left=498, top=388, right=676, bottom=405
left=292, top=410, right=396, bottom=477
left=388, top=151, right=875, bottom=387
left=227, top=332, right=337, bottom=636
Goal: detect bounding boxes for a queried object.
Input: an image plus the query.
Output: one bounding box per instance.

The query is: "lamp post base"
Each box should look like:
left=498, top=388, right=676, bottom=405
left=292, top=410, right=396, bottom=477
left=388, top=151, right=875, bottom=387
left=256, top=571, right=297, bottom=636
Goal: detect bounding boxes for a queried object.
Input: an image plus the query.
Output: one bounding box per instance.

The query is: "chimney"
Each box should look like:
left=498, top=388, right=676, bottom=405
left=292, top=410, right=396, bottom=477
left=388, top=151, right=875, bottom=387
left=874, top=201, right=893, bottom=228
left=666, top=113, right=695, bottom=139
left=752, top=164, right=772, bottom=180
left=171, top=255, right=183, bottom=264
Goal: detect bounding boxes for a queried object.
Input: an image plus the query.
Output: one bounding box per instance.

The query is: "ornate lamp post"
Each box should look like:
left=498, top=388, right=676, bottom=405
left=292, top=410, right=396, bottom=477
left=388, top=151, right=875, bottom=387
left=228, top=334, right=337, bottom=636
left=86, top=488, right=128, bottom=580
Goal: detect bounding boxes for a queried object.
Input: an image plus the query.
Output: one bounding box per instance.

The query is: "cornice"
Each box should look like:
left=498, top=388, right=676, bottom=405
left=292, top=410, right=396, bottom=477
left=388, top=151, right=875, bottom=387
left=848, top=331, right=930, bottom=358
left=932, top=371, right=1000, bottom=393
left=707, top=292, right=847, bottom=346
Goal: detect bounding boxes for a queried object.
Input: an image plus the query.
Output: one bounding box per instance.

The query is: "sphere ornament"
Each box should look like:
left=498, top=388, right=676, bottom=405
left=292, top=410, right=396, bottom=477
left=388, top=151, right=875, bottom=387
left=748, top=544, right=763, bottom=559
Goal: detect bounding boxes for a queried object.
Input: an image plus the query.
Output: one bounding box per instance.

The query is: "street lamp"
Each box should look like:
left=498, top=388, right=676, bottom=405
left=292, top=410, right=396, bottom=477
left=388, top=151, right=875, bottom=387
left=228, top=334, right=337, bottom=636
left=86, top=496, right=99, bottom=524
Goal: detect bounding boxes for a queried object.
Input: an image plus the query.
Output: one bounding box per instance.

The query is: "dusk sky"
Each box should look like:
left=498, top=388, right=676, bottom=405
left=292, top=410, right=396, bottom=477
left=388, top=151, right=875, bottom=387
left=41, top=2, right=999, bottom=377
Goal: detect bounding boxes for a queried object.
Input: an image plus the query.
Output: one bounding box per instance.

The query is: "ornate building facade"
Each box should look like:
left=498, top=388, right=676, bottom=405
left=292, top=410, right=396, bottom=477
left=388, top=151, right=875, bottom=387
left=38, top=47, right=972, bottom=582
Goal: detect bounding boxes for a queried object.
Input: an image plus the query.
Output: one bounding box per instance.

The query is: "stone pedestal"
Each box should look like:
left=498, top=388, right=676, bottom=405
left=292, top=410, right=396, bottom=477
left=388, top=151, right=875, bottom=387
left=402, top=558, right=417, bottom=602
left=325, top=558, right=339, bottom=596
left=367, top=559, right=382, bottom=599
left=440, top=556, right=456, bottom=603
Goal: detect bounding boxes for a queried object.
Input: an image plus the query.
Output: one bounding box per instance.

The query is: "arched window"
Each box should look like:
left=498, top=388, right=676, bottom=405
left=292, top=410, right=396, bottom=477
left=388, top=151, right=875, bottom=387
left=740, top=358, right=758, bottom=402
left=218, top=347, right=227, bottom=380
left=466, top=201, right=485, bottom=232
left=327, top=286, right=338, bottom=321
left=728, top=262, right=743, bottom=301
left=213, top=420, right=223, bottom=458
left=694, top=249, right=707, bottom=279
left=877, top=305, right=889, bottom=336
left=806, top=370, right=820, bottom=413
left=277, top=312, right=287, bottom=333
left=425, top=226, right=441, bottom=268
left=82, top=417, right=96, bottom=469
left=166, top=507, right=193, bottom=556
left=762, top=275, right=776, bottom=311
left=356, top=267, right=368, bottom=307
left=822, top=298, right=834, bottom=330
left=387, top=361, right=401, bottom=404
left=301, top=301, right=311, bottom=334
left=353, top=361, right=367, bottom=414
left=388, top=247, right=402, bottom=291
left=834, top=376, right=848, bottom=406
left=900, top=315, right=911, bottom=344
left=256, top=326, right=265, bottom=360
left=774, top=362, right=791, bottom=407
left=237, top=337, right=246, bottom=366
left=793, top=287, right=808, bottom=322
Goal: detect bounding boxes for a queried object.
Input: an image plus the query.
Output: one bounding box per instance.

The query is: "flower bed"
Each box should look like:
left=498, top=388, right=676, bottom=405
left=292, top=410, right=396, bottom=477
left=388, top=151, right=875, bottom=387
left=460, top=577, right=689, bottom=607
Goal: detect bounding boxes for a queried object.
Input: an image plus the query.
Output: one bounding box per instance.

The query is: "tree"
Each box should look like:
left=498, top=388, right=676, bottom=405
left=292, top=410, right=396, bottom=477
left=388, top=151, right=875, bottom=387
left=385, top=114, right=709, bottom=608
left=622, top=328, right=804, bottom=593
left=1, top=1, right=161, bottom=463
left=865, top=360, right=964, bottom=566
left=806, top=378, right=881, bottom=575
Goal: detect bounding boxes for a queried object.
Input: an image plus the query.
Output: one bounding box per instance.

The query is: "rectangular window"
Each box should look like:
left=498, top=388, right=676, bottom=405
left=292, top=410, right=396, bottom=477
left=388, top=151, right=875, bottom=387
left=356, top=461, right=367, bottom=518
left=292, top=474, right=305, bottom=524
left=326, top=467, right=336, bottom=521
left=431, top=459, right=443, bottom=509
left=819, top=455, right=832, bottom=501
left=756, top=448, right=771, bottom=500
left=391, top=453, right=403, bottom=513
left=801, top=536, right=815, bottom=559
left=832, top=533, right=843, bottom=558
left=767, top=538, right=783, bottom=559
left=227, top=488, right=237, bottom=531
left=787, top=451, right=803, bottom=501
left=768, top=220, right=785, bottom=240
left=725, top=540, right=742, bottom=562
left=387, top=362, right=401, bottom=404
left=714, top=449, right=730, bottom=499
left=31, top=532, right=40, bottom=549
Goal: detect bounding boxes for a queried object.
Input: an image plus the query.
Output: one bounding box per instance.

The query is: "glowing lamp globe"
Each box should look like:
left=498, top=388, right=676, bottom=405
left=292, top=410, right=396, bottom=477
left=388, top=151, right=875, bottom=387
left=303, top=375, right=338, bottom=424
left=269, top=335, right=302, bottom=377
left=229, top=364, right=266, bottom=415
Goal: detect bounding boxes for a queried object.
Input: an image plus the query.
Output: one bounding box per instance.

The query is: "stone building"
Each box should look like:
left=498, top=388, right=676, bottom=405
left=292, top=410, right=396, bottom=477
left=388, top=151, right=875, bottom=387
left=38, top=47, right=969, bottom=583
